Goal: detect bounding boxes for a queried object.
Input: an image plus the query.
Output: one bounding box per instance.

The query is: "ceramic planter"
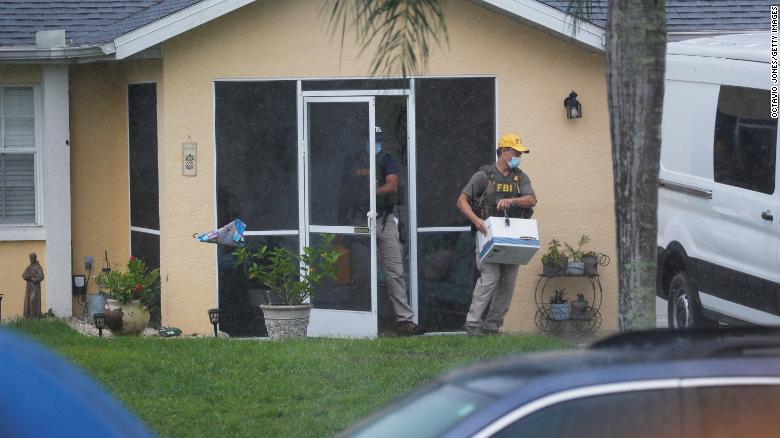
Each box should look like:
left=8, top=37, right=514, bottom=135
left=260, top=304, right=312, bottom=339
left=566, top=261, right=585, bottom=276
left=104, top=299, right=150, bottom=335
left=549, top=303, right=570, bottom=320
left=582, top=256, right=598, bottom=276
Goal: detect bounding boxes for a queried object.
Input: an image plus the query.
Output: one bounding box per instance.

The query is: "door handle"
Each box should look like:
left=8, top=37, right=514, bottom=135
left=761, top=210, right=774, bottom=221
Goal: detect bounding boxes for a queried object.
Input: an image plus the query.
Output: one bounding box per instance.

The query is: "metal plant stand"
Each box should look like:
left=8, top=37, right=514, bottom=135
left=534, top=272, right=603, bottom=333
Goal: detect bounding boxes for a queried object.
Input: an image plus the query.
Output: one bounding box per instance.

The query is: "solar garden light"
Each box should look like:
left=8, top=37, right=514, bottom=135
left=208, top=308, right=221, bottom=338
left=93, top=312, right=106, bottom=338
left=563, top=90, right=583, bottom=119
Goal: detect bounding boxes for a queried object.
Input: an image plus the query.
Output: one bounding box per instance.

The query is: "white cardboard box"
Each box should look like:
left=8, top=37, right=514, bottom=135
left=477, top=217, right=540, bottom=265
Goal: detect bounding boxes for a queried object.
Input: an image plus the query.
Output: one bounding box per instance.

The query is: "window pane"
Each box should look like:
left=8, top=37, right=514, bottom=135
left=4, top=118, right=35, bottom=148
left=3, top=87, right=35, bottom=149
left=311, top=233, right=371, bottom=312
left=131, top=231, right=160, bottom=326
left=218, top=235, right=299, bottom=337
left=713, top=86, right=777, bottom=194
left=302, top=79, right=409, bottom=91
left=3, top=87, right=34, bottom=117
left=684, top=385, right=780, bottom=438
left=350, top=383, right=495, bottom=438
left=128, top=83, right=159, bottom=230
left=308, top=101, right=370, bottom=227
left=0, top=153, right=35, bottom=224
left=215, top=81, right=298, bottom=230
left=415, top=78, right=495, bottom=227
left=494, top=389, right=680, bottom=437
left=417, top=231, right=476, bottom=331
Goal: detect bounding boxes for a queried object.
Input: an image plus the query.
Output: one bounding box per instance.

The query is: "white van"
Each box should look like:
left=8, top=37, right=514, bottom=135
left=658, top=33, right=780, bottom=328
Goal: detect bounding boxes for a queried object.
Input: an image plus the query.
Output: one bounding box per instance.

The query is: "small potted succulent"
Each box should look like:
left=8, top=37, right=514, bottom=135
left=541, top=239, right=568, bottom=277
left=233, top=234, right=341, bottom=339
left=549, top=288, right=570, bottom=320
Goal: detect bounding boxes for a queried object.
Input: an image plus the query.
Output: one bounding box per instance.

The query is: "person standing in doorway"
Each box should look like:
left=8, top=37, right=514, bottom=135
left=338, top=126, right=424, bottom=336
left=456, top=134, right=537, bottom=335
left=375, top=126, right=425, bottom=336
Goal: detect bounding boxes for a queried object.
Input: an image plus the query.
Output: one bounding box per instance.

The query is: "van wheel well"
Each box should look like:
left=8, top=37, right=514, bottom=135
left=661, top=249, right=687, bottom=297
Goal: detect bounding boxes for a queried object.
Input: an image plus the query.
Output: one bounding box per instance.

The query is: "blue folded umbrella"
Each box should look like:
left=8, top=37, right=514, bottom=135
left=194, top=219, right=246, bottom=247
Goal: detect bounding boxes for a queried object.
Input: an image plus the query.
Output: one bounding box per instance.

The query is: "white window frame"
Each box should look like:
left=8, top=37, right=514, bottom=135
left=0, top=84, right=44, bottom=240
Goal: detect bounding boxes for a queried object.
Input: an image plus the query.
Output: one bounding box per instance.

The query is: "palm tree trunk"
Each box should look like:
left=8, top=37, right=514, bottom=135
left=606, top=0, right=666, bottom=331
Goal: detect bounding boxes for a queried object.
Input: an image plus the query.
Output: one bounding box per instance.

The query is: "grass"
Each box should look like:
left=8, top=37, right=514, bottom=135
left=5, top=319, right=570, bottom=437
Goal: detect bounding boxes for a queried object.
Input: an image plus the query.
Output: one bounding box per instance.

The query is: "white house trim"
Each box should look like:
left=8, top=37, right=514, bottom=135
left=42, top=65, right=72, bottom=317
left=477, top=0, right=606, bottom=52
left=113, top=0, right=256, bottom=60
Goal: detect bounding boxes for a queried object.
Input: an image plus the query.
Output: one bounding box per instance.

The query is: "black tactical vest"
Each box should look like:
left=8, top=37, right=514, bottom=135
left=477, top=164, right=533, bottom=219
left=346, top=151, right=399, bottom=213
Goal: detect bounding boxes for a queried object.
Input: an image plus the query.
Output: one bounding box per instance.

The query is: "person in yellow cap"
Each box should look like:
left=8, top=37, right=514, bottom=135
left=456, top=133, right=537, bottom=335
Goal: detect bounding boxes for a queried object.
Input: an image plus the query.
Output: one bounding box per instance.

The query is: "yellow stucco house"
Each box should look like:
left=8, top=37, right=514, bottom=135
left=0, top=0, right=765, bottom=335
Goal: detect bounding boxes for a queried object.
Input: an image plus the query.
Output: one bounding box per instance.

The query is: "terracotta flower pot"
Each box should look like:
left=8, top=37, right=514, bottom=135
left=105, top=299, right=150, bottom=336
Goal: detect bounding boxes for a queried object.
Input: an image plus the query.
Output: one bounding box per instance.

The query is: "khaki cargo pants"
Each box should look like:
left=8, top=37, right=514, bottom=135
left=378, top=213, right=414, bottom=322
left=466, top=246, right=520, bottom=331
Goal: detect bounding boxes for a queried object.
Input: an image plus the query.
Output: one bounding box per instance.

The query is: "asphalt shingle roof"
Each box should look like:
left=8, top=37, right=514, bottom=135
left=540, top=0, right=772, bottom=33
left=0, top=0, right=201, bottom=47
left=0, top=1, right=772, bottom=50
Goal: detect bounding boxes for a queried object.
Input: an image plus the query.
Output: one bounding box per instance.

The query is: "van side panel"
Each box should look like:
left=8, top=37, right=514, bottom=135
left=659, top=54, right=780, bottom=324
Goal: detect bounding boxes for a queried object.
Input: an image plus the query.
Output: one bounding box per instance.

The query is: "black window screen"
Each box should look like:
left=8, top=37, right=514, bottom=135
left=215, top=81, right=298, bottom=230
left=415, top=78, right=495, bottom=227
left=131, top=231, right=160, bottom=270
left=128, top=83, right=159, bottom=230
left=714, top=86, right=777, bottom=194
left=302, top=79, right=409, bottom=91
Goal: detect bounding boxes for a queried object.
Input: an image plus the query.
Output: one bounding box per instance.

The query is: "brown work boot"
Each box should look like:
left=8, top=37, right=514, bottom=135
left=396, top=321, right=426, bottom=336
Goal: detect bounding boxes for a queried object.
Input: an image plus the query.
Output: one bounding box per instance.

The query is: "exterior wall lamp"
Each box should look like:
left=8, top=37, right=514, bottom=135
left=208, top=308, right=221, bottom=338
left=564, top=91, right=583, bottom=119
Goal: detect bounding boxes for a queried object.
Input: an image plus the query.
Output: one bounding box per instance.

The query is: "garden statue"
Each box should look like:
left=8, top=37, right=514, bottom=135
left=22, top=252, right=44, bottom=319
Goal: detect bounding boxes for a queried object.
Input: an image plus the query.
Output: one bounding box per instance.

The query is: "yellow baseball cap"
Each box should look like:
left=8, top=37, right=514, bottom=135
left=497, top=133, right=530, bottom=153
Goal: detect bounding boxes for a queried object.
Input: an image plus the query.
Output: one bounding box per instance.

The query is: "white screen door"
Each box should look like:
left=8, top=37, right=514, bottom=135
left=304, top=96, right=378, bottom=337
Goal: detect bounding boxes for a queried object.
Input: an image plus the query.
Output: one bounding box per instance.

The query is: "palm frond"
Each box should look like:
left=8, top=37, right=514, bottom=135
left=322, top=0, right=448, bottom=77
left=564, top=0, right=595, bottom=37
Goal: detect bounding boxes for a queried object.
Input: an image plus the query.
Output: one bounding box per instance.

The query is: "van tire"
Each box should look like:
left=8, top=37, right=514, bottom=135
left=667, top=271, right=718, bottom=329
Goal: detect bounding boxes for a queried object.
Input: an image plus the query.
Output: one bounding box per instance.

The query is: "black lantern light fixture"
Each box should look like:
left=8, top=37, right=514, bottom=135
left=563, top=90, right=583, bottom=119
left=93, top=312, right=106, bottom=338
left=208, top=308, right=221, bottom=338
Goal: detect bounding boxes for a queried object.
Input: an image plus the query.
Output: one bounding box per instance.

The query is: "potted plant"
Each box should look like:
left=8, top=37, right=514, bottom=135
left=233, top=234, right=341, bottom=339
left=95, top=257, right=160, bottom=335
left=549, top=288, right=570, bottom=321
left=581, top=250, right=600, bottom=276
left=564, top=235, right=591, bottom=276
left=540, top=239, right=568, bottom=277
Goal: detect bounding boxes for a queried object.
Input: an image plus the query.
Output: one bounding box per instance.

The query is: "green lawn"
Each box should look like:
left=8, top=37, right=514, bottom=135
left=6, top=319, right=569, bottom=437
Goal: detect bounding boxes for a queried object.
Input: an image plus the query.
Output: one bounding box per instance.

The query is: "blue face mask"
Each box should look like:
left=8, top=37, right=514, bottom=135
left=507, top=156, right=522, bottom=169
left=375, top=142, right=382, bottom=154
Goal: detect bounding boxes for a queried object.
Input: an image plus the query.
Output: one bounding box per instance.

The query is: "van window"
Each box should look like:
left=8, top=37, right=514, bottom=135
left=713, top=86, right=777, bottom=194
